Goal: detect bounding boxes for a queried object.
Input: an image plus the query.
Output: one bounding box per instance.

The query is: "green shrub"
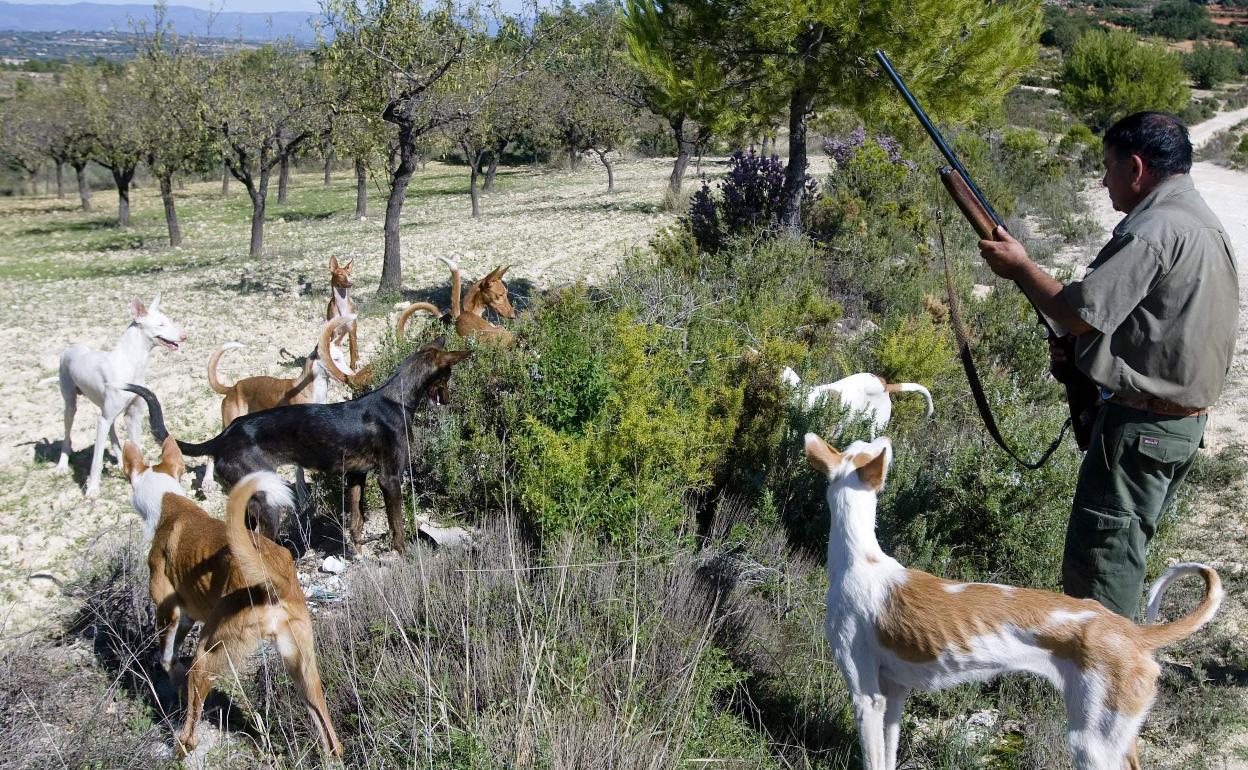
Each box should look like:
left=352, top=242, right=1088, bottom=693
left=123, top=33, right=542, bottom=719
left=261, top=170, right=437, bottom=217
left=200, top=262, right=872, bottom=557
left=1039, top=6, right=1097, bottom=53
left=1061, top=29, right=1190, bottom=130
left=1146, top=0, right=1215, bottom=40
left=1183, top=42, right=1239, bottom=90
left=1059, top=122, right=1102, bottom=170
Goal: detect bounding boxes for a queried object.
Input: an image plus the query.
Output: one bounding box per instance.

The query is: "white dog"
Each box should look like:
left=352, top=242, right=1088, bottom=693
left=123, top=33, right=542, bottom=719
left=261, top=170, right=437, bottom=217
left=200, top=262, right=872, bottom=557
left=782, top=368, right=933, bottom=434
left=53, top=294, right=185, bottom=497
left=805, top=432, right=1222, bottom=770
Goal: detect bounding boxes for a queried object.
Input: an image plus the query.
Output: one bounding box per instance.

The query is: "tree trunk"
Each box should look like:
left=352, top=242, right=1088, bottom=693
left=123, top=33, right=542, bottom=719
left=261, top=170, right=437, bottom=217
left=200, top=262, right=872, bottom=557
left=159, top=173, right=181, bottom=247
left=112, top=167, right=133, bottom=227
left=247, top=168, right=269, bottom=258
left=324, top=149, right=334, bottom=185
left=482, top=140, right=503, bottom=192
left=55, top=161, right=64, bottom=198
left=779, top=83, right=817, bottom=231
left=221, top=163, right=230, bottom=196
left=74, top=163, right=91, bottom=211
left=354, top=157, right=367, bottom=219
left=595, top=149, right=614, bottom=192
left=568, top=144, right=579, bottom=170
left=668, top=116, right=694, bottom=198
left=380, top=127, right=417, bottom=293
left=278, top=156, right=290, bottom=204
left=696, top=146, right=703, bottom=176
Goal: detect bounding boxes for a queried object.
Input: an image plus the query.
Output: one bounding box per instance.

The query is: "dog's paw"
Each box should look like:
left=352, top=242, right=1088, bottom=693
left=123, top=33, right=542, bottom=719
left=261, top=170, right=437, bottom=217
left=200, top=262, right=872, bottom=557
left=83, top=482, right=100, bottom=498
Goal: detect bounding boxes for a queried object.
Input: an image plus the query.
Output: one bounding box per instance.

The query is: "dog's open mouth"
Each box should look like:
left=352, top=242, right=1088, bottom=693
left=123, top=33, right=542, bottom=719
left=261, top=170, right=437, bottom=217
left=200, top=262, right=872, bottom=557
left=156, top=336, right=181, bottom=351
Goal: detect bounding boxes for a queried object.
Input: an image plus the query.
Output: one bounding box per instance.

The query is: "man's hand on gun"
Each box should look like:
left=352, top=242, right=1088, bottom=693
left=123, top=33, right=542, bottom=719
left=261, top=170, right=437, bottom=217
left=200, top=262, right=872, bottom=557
left=978, top=226, right=1031, bottom=280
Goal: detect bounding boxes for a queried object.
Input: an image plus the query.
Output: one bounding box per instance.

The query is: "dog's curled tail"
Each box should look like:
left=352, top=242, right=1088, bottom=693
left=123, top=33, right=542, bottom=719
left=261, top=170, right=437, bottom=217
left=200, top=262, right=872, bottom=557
left=317, top=314, right=357, bottom=384
left=1140, top=563, right=1222, bottom=649
left=206, top=342, right=245, bottom=395
left=886, top=382, right=935, bottom=418
left=225, top=471, right=294, bottom=593
left=121, top=384, right=170, bottom=444
left=395, top=302, right=443, bottom=340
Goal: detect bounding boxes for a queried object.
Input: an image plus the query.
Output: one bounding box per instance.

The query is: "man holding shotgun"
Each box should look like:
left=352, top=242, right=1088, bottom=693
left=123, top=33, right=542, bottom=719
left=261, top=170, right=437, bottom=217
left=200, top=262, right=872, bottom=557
left=978, top=112, right=1238, bottom=618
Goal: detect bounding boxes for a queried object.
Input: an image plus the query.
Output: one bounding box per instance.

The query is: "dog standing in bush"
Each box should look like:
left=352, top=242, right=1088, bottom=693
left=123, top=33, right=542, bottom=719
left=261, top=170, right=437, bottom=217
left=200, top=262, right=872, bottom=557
left=120, top=387, right=342, bottom=758
left=979, top=112, right=1238, bottom=619
left=806, top=432, right=1221, bottom=769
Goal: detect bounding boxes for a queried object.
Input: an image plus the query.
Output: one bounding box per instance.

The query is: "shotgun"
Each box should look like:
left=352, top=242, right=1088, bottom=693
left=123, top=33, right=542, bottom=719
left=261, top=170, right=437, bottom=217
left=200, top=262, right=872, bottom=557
left=875, top=49, right=1100, bottom=453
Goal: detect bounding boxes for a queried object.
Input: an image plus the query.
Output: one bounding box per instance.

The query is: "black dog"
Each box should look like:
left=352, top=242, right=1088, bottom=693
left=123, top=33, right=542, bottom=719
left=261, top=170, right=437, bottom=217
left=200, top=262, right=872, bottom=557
left=125, top=337, right=469, bottom=553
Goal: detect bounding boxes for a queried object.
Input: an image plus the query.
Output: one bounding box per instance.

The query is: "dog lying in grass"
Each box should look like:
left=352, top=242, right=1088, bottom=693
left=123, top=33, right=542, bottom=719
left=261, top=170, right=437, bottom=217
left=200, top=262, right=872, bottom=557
left=805, top=432, right=1221, bottom=770
left=120, top=389, right=342, bottom=758
left=127, top=337, right=470, bottom=552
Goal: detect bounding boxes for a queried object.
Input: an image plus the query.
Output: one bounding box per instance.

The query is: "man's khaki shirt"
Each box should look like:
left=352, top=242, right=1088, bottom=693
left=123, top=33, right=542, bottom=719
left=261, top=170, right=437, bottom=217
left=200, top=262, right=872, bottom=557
left=1060, top=174, right=1238, bottom=408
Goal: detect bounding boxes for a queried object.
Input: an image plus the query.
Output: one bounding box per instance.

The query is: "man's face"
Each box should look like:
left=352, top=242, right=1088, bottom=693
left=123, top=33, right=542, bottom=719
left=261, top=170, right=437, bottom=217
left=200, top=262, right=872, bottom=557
left=1101, top=146, right=1146, bottom=214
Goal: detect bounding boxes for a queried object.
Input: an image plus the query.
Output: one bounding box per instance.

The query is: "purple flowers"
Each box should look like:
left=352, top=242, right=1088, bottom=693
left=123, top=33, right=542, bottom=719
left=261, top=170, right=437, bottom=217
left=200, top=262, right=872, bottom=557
left=824, top=127, right=918, bottom=170
left=688, top=149, right=819, bottom=253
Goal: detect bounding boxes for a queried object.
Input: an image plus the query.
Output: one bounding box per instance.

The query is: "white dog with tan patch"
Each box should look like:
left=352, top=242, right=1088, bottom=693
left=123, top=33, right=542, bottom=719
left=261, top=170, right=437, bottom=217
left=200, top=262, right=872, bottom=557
left=805, top=432, right=1221, bottom=770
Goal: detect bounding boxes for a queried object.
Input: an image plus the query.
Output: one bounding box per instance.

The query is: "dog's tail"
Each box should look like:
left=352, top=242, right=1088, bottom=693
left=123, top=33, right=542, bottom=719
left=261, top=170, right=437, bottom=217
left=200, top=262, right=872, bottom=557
left=121, top=384, right=170, bottom=444
left=318, top=315, right=357, bottom=383
left=206, top=342, right=245, bottom=395
left=439, top=256, right=462, bottom=318
left=885, top=382, right=935, bottom=418
left=395, top=302, right=443, bottom=340
left=37, top=375, right=59, bottom=387
left=225, top=471, right=294, bottom=594
left=1139, top=563, right=1223, bottom=649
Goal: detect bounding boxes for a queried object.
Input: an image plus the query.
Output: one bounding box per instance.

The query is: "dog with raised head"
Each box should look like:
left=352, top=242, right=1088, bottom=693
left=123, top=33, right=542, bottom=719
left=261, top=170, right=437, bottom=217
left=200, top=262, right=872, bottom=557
left=130, top=337, right=470, bottom=553
left=200, top=317, right=356, bottom=491
left=120, top=389, right=341, bottom=759
left=396, top=256, right=515, bottom=346
left=326, top=256, right=360, bottom=370
left=51, top=294, right=185, bottom=497
left=805, top=432, right=1222, bottom=770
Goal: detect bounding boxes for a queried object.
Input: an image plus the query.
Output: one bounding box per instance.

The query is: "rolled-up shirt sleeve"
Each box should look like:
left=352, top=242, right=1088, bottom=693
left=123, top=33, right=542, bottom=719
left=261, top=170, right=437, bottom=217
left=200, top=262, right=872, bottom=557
left=1060, top=233, right=1164, bottom=335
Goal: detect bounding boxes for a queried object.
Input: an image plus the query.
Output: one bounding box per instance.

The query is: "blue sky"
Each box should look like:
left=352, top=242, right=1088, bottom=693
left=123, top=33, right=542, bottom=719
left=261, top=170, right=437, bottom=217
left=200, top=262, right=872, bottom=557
left=9, top=0, right=546, bottom=12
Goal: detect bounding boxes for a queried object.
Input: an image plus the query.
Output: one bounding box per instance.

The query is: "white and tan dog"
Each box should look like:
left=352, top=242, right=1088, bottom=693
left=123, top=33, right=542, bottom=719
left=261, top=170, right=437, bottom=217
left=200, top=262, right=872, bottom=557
left=783, top=369, right=932, bottom=435
left=805, top=433, right=1221, bottom=770
left=52, top=294, right=185, bottom=497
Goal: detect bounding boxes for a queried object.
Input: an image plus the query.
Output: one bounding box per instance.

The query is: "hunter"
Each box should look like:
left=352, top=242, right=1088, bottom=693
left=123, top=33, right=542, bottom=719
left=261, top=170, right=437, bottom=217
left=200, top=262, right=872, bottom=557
left=978, top=111, right=1239, bottom=619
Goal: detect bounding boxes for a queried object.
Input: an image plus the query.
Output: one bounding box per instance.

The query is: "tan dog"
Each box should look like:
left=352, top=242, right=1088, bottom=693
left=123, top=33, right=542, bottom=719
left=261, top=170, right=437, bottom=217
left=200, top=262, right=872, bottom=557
left=121, top=421, right=342, bottom=758
left=201, top=317, right=354, bottom=490
left=396, top=256, right=515, bottom=346
left=806, top=433, right=1221, bottom=770
left=326, top=256, right=360, bottom=369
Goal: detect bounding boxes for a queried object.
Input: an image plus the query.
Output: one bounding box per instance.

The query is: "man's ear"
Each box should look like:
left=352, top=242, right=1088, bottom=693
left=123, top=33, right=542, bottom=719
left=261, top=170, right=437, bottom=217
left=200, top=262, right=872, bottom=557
left=130, top=297, right=147, bottom=318
left=804, top=433, right=842, bottom=476
left=851, top=444, right=891, bottom=492
left=1130, top=153, right=1148, bottom=187
left=122, top=441, right=146, bottom=481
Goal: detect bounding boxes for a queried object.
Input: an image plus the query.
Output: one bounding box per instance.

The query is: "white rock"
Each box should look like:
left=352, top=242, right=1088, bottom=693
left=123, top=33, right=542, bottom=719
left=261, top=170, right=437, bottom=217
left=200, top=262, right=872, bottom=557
left=320, top=555, right=348, bottom=574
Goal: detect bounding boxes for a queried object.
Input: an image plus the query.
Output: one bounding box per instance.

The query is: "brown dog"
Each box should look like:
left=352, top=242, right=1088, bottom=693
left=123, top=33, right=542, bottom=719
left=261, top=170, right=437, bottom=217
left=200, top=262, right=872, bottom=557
left=326, top=256, right=360, bottom=369
left=121, top=423, right=342, bottom=758
left=396, top=257, right=515, bottom=346
left=201, top=317, right=354, bottom=490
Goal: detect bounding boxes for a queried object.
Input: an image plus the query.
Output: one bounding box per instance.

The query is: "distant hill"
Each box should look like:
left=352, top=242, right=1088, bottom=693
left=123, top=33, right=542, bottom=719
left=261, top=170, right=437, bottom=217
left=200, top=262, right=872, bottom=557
left=0, top=2, right=320, bottom=43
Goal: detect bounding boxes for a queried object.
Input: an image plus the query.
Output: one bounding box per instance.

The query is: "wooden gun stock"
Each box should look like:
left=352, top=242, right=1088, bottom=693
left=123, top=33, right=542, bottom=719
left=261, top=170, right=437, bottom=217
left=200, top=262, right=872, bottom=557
left=940, top=167, right=997, bottom=240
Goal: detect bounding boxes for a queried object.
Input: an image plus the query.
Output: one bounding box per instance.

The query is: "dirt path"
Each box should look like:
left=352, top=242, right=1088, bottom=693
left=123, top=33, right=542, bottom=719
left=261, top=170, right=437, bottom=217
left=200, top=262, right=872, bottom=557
left=1189, top=105, right=1248, bottom=149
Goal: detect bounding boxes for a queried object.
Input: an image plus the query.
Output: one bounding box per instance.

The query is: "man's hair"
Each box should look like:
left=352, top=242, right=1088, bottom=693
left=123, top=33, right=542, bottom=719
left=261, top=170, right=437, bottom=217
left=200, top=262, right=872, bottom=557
left=1103, top=112, right=1192, bottom=176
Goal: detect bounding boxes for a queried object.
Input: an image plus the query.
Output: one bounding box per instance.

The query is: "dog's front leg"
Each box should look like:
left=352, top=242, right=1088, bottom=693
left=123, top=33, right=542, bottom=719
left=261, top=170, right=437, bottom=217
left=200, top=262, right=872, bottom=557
left=85, top=414, right=113, bottom=497
left=379, top=471, right=406, bottom=554
left=56, top=379, right=77, bottom=474
left=348, top=319, right=360, bottom=371
left=837, top=649, right=888, bottom=770
left=881, top=677, right=909, bottom=770
left=345, top=471, right=366, bottom=547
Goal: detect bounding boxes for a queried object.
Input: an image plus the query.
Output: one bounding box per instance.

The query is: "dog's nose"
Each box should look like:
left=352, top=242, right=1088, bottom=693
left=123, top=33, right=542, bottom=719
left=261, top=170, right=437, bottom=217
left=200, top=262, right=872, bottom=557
left=180, top=333, right=188, bottom=342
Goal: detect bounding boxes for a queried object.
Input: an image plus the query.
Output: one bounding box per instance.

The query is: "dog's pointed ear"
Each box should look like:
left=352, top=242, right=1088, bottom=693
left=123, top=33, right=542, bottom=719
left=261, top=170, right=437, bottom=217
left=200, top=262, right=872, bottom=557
left=130, top=297, right=147, bottom=318
left=344, top=259, right=353, bottom=271
left=420, top=335, right=448, bottom=352
left=122, top=441, right=146, bottom=481
left=435, top=349, right=472, bottom=368
left=851, top=439, right=892, bottom=492
left=485, top=265, right=507, bottom=283
left=149, top=293, right=161, bottom=312
left=804, top=433, right=842, bottom=476
left=155, top=436, right=185, bottom=481
left=329, top=255, right=339, bottom=270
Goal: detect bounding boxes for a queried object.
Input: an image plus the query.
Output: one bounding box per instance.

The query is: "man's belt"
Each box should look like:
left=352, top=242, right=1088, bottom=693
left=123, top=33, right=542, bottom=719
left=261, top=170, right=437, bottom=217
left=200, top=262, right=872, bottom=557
left=1107, top=394, right=1208, bottom=418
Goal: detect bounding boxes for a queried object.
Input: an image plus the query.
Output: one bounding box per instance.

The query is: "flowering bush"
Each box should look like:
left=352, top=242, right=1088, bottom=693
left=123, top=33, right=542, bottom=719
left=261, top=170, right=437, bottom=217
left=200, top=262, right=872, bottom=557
left=687, top=149, right=818, bottom=253
left=823, top=126, right=917, bottom=171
